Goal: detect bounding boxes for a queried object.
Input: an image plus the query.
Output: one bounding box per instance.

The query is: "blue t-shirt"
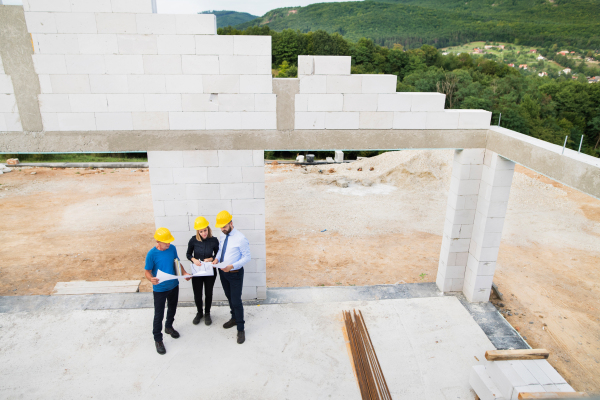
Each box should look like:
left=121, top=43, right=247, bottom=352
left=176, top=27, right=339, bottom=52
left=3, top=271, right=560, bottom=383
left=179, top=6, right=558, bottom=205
left=145, top=245, right=179, bottom=292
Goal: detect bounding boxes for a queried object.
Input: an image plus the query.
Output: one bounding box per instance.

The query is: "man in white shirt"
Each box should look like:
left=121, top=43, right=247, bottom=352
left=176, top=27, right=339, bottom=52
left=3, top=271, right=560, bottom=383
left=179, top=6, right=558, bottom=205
left=214, top=210, right=251, bottom=344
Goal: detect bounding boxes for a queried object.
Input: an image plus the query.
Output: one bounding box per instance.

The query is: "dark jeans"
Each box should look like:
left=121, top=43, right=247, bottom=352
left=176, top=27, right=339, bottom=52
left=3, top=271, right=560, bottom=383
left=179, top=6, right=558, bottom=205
left=192, top=268, right=217, bottom=315
left=152, top=285, right=179, bottom=342
left=219, top=267, right=245, bottom=331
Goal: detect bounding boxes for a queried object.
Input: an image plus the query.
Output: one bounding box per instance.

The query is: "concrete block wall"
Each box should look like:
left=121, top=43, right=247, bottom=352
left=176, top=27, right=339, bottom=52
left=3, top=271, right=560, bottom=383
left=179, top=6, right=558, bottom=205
left=23, top=0, right=276, bottom=131
left=148, top=150, right=266, bottom=301
left=295, top=55, right=491, bottom=130
left=0, top=54, right=23, bottom=131
left=437, top=149, right=515, bottom=302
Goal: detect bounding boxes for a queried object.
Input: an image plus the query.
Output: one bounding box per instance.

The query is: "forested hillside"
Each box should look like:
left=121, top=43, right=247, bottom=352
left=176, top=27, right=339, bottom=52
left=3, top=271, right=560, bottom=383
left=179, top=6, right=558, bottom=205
left=199, top=10, right=258, bottom=28
left=219, top=26, right=600, bottom=157
left=234, top=0, right=600, bottom=49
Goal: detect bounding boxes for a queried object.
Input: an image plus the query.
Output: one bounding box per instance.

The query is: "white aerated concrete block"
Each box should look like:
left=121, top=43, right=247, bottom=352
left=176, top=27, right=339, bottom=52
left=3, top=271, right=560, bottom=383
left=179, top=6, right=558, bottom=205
left=326, top=75, right=362, bottom=94
left=361, top=74, right=397, bottom=93
left=253, top=150, right=264, bottom=166
left=295, top=112, right=325, bottom=129
left=69, top=94, right=108, bottom=112
left=172, top=167, right=208, bottom=184
left=233, top=199, right=265, bottom=215
left=65, top=55, right=105, bottom=74
left=105, top=55, right=144, bottom=74
left=50, top=75, right=90, bottom=93
left=186, top=184, right=220, bottom=200
left=132, top=112, right=169, bottom=130
left=145, top=94, right=182, bottom=112
left=153, top=200, right=166, bottom=216
left=89, top=75, right=127, bottom=93
left=426, top=111, right=460, bottom=129
left=157, top=35, right=195, bottom=55
left=313, top=56, right=351, bottom=75
left=218, top=94, right=254, bottom=112
left=41, top=113, right=59, bottom=130
left=220, top=183, right=254, bottom=199
left=38, top=94, right=71, bottom=112
left=32, top=55, right=67, bottom=74
left=295, top=94, right=308, bottom=112
left=54, top=12, right=97, bottom=34
left=183, top=150, right=219, bottom=167
left=469, top=365, right=506, bottom=400
left=106, top=94, right=145, bottom=112
left=117, top=34, right=157, bottom=55
left=393, top=112, right=427, bottom=129
left=70, top=0, right=111, bottom=12
left=23, top=0, right=71, bottom=12
left=359, top=112, right=393, bottom=129
left=148, top=151, right=183, bottom=168
left=197, top=200, right=232, bottom=215
left=456, top=148, right=486, bottom=165
left=242, top=167, right=265, bottom=183
left=342, top=94, right=377, bottom=111
left=25, top=12, right=58, bottom=33
left=181, top=94, right=218, bottom=112
left=128, top=75, right=166, bottom=94
left=203, top=76, right=240, bottom=94
left=154, top=216, right=189, bottom=231
left=207, top=167, right=242, bottom=183
left=411, top=92, right=446, bottom=111
left=298, top=56, right=314, bottom=75
left=181, top=56, right=219, bottom=75
left=78, top=34, right=119, bottom=55
left=233, top=36, right=271, bottom=56
left=299, top=75, right=326, bottom=94
left=240, top=75, right=272, bottom=94
left=254, top=183, right=265, bottom=199
left=196, top=35, right=233, bottom=55
left=111, top=0, right=152, bottom=13
left=325, top=112, right=359, bottom=129
left=205, top=112, right=242, bottom=129
left=150, top=169, right=173, bottom=185
left=57, top=112, right=96, bottom=130
left=95, top=13, right=136, bottom=34
left=163, top=201, right=198, bottom=216
left=33, top=34, right=80, bottom=54
left=255, top=94, right=276, bottom=112
left=457, top=110, right=492, bottom=129
left=306, top=94, right=343, bottom=112
left=169, top=112, right=205, bottom=130
left=175, top=14, right=216, bottom=35
left=166, top=76, right=203, bottom=94
left=136, top=14, right=176, bottom=35
left=378, top=93, right=412, bottom=111
left=142, top=55, right=181, bottom=74
left=95, top=112, right=133, bottom=130
left=241, top=112, right=276, bottom=129
left=219, top=55, right=271, bottom=75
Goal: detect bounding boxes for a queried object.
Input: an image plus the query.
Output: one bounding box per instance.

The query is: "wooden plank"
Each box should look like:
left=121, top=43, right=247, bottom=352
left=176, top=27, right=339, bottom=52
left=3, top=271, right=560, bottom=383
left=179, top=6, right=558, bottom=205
left=54, top=280, right=141, bottom=289
left=518, top=393, right=589, bottom=399
left=485, top=349, right=550, bottom=361
left=52, top=280, right=141, bottom=295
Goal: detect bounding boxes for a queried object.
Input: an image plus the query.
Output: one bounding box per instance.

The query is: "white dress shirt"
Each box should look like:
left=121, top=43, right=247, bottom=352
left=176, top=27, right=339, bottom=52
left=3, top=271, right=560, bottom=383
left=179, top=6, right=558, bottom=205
left=215, top=228, right=251, bottom=270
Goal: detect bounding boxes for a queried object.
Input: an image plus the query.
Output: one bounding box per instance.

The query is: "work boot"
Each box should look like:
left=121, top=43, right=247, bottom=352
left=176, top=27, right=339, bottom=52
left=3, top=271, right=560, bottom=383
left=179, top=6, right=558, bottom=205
left=155, top=341, right=166, bottom=355
left=193, top=312, right=203, bottom=325
left=165, top=327, right=180, bottom=339
left=205, top=314, right=212, bottom=326
left=237, top=331, right=245, bottom=344
left=223, top=318, right=236, bottom=329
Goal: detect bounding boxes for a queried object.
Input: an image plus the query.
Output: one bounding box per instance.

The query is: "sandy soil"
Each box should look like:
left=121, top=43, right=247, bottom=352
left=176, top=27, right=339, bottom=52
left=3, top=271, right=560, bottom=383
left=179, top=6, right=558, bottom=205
left=1, top=152, right=599, bottom=392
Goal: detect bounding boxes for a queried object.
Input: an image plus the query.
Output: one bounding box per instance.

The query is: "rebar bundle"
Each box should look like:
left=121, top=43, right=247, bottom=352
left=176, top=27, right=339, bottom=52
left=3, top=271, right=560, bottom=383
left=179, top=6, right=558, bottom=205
left=343, top=310, right=392, bottom=400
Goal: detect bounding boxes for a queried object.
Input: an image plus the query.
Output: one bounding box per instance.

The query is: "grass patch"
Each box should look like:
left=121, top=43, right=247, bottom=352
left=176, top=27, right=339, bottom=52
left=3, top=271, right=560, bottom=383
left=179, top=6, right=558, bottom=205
left=1, top=153, right=147, bottom=163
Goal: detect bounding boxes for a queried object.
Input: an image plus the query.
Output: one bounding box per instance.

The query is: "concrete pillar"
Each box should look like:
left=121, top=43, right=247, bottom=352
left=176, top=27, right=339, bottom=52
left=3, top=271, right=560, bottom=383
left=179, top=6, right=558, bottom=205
left=148, top=150, right=267, bottom=300
left=463, top=150, right=515, bottom=302
left=436, top=149, right=515, bottom=302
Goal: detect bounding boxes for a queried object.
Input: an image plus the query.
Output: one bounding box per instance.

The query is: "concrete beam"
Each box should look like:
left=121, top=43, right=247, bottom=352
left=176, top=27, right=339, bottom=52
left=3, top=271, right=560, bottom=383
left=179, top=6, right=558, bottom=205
left=0, top=6, right=43, bottom=131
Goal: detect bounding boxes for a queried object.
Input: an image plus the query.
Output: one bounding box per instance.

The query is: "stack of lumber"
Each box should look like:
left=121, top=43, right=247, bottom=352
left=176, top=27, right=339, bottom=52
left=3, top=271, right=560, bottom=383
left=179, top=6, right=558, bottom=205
left=469, top=349, right=587, bottom=399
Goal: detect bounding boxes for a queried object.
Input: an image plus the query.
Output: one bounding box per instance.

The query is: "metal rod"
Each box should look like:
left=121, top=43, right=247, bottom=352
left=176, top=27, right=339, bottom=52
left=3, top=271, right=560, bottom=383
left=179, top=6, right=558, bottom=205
left=498, top=113, right=501, bottom=127
left=578, top=135, right=584, bottom=153
left=562, top=135, right=568, bottom=155
left=358, top=310, right=392, bottom=399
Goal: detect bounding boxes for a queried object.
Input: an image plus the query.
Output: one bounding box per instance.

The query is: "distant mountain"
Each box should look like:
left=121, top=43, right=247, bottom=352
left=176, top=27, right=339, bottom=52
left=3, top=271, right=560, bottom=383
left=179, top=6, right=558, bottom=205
left=200, top=10, right=259, bottom=28
left=232, top=0, right=600, bottom=49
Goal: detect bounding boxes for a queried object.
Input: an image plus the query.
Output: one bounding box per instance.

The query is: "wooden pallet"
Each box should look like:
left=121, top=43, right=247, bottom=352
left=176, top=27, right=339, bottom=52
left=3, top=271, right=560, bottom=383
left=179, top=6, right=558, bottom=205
left=52, top=280, right=141, bottom=295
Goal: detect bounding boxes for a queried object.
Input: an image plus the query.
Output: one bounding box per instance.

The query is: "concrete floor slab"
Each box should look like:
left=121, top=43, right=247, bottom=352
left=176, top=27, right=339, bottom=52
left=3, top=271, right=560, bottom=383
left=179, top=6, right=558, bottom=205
left=0, top=296, right=491, bottom=399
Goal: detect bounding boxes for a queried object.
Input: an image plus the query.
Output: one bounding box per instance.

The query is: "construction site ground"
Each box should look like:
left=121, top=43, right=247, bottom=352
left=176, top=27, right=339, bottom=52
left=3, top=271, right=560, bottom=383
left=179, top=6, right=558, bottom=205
left=0, top=150, right=599, bottom=392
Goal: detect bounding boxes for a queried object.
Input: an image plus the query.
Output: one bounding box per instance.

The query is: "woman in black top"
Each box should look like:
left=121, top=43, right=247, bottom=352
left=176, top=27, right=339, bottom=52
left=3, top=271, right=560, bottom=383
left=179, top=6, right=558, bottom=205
left=186, top=216, right=220, bottom=326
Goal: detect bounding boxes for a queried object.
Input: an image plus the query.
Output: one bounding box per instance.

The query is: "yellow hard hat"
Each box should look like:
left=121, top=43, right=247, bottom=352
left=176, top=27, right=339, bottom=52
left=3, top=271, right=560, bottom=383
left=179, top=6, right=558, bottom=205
left=215, top=210, right=232, bottom=228
left=154, top=227, right=175, bottom=243
left=194, top=216, right=209, bottom=230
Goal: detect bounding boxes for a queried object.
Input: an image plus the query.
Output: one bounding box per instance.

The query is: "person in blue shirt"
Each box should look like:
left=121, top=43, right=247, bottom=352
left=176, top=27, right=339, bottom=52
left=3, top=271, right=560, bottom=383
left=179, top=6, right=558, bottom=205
left=145, top=227, right=189, bottom=355
left=213, top=210, right=251, bottom=344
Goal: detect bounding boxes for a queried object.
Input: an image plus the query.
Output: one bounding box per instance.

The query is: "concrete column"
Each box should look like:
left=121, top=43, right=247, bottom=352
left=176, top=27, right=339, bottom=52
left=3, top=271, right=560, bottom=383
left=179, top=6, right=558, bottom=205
left=436, top=149, right=485, bottom=293
left=148, top=150, right=267, bottom=300
left=463, top=150, right=515, bottom=302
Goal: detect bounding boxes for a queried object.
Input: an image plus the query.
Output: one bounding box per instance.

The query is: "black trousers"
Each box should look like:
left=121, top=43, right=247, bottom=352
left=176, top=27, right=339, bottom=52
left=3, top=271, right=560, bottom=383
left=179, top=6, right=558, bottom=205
left=152, top=285, right=179, bottom=342
left=219, top=267, right=245, bottom=331
left=191, top=268, right=217, bottom=315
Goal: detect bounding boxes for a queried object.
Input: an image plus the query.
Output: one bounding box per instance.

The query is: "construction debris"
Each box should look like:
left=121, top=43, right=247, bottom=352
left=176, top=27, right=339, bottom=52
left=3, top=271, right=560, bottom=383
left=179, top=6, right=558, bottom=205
left=6, top=158, right=19, bottom=165
left=343, top=310, right=391, bottom=400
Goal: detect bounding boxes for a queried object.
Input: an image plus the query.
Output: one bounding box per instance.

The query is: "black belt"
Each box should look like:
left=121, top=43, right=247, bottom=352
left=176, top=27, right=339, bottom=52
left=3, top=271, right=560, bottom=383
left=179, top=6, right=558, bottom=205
left=227, top=267, right=243, bottom=273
